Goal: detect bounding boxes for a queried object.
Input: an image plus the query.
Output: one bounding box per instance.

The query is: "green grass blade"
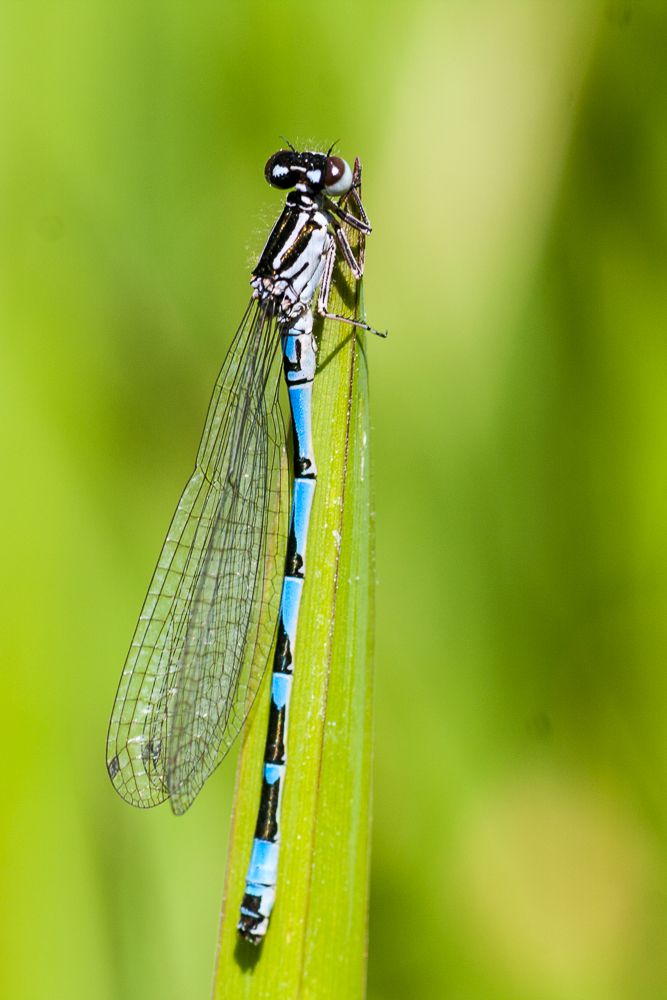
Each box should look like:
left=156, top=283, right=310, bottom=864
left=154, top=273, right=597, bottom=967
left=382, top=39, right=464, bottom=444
left=213, top=210, right=375, bottom=1000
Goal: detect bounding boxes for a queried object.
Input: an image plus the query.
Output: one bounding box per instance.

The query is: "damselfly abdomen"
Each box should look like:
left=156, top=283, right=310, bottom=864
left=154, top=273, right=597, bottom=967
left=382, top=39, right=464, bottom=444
left=106, top=146, right=382, bottom=944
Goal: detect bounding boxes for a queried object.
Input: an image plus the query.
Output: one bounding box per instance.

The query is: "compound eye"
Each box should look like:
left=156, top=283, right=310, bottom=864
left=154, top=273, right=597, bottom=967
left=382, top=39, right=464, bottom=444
left=265, top=151, right=298, bottom=189
left=324, top=156, right=353, bottom=195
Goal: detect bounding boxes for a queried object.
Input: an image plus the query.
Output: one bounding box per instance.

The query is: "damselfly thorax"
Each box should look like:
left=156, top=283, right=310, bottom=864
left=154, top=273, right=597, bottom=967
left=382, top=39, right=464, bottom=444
left=250, top=148, right=380, bottom=337
left=251, top=193, right=330, bottom=325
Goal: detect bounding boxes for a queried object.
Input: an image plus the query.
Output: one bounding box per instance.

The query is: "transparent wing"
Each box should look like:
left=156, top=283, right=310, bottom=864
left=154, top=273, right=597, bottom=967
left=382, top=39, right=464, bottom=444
left=106, top=301, right=288, bottom=811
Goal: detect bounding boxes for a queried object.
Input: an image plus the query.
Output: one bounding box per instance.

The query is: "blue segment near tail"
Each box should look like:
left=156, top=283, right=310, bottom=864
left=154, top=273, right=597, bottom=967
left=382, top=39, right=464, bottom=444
left=247, top=838, right=280, bottom=884
left=271, top=673, right=291, bottom=711
left=280, top=577, right=303, bottom=648
left=264, top=763, right=283, bottom=785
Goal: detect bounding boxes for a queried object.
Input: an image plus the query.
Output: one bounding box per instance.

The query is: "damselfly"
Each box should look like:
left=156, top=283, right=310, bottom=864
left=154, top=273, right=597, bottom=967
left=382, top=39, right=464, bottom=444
left=106, top=146, right=382, bottom=944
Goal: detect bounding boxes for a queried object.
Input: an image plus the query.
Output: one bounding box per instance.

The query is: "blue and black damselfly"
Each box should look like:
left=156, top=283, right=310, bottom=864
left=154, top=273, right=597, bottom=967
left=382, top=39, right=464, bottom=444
left=106, top=146, right=383, bottom=943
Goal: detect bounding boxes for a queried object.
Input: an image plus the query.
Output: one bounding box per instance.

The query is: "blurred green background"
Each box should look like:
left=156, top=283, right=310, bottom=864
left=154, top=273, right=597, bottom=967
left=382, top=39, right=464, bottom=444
left=2, top=1, right=667, bottom=998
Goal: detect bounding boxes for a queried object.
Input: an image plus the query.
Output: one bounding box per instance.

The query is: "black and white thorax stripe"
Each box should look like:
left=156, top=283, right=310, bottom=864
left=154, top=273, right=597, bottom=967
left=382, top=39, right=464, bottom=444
left=251, top=189, right=332, bottom=327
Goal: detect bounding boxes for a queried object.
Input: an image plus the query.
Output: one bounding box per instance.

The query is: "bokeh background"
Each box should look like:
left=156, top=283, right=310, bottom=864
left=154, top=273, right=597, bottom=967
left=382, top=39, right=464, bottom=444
left=2, top=1, right=667, bottom=998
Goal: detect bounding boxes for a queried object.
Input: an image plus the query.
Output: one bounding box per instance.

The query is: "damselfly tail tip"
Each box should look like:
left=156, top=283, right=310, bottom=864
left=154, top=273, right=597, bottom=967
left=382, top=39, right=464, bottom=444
left=238, top=885, right=272, bottom=944
left=237, top=912, right=266, bottom=946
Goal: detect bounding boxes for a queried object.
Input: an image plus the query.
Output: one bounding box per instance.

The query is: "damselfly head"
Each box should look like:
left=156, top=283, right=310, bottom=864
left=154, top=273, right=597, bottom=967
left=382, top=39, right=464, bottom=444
left=264, top=149, right=353, bottom=196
